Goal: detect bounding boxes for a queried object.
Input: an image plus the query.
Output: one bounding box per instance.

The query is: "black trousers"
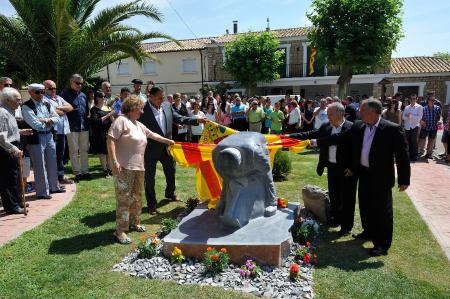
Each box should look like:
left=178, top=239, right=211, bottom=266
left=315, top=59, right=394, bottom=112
left=358, top=166, right=393, bottom=251
left=0, top=145, right=22, bottom=212
left=405, top=127, right=418, bottom=161
left=232, top=118, right=248, bottom=131
left=327, top=163, right=357, bottom=230
left=144, top=147, right=176, bottom=209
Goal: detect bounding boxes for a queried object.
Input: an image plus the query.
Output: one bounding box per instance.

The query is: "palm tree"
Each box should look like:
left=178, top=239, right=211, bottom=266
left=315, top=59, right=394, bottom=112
left=0, top=0, right=173, bottom=89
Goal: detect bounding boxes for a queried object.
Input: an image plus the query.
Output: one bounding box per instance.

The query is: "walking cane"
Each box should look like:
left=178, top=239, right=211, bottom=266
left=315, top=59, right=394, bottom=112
left=19, top=156, right=27, bottom=216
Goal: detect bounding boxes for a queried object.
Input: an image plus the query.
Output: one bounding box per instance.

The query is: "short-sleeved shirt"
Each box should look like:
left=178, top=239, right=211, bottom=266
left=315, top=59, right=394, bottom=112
left=191, top=111, right=205, bottom=135
left=269, top=110, right=285, bottom=131
left=314, top=107, right=328, bottom=129
left=112, top=98, right=124, bottom=115
left=264, top=107, right=273, bottom=128
left=231, top=103, right=246, bottom=120
left=108, top=116, right=152, bottom=171
left=421, top=105, right=441, bottom=131
left=248, top=107, right=264, bottom=123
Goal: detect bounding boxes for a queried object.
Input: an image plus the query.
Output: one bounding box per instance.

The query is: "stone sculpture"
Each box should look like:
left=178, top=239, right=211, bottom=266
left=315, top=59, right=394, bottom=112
left=301, top=185, right=330, bottom=223
left=212, top=132, right=277, bottom=228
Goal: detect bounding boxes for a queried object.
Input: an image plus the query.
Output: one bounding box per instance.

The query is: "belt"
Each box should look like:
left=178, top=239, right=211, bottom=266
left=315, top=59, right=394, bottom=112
left=37, top=131, right=52, bottom=134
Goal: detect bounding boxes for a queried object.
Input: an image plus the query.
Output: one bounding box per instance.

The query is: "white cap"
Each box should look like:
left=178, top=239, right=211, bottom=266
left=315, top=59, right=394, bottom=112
left=27, top=83, right=45, bottom=91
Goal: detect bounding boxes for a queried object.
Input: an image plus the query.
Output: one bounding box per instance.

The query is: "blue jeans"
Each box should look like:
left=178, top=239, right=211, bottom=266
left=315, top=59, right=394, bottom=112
left=28, top=133, right=59, bottom=197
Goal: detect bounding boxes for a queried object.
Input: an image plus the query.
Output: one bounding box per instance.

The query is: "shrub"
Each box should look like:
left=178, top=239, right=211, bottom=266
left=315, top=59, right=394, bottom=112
left=290, top=219, right=320, bottom=245
left=295, top=242, right=318, bottom=265
left=203, top=247, right=229, bottom=274
left=137, top=234, right=160, bottom=259
left=186, top=196, right=200, bottom=211
left=272, top=150, right=292, bottom=181
left=159, top=218, right=178, bottom=237
left=239, top=259, right=262, bottom=279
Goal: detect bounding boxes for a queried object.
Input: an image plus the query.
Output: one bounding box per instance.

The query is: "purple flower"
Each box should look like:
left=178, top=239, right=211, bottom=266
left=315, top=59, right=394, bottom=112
left=245, top=260, right=253, bottom=268
left=239, top=269, right=247, bottom=278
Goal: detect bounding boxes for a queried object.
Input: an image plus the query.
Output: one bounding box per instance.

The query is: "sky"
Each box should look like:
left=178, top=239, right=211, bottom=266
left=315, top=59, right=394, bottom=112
left=1, top=0, right=449, bottom=58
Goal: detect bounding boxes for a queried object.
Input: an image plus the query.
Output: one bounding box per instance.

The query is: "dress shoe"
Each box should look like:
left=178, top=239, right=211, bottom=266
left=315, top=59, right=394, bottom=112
left=59, top=177, right=74, bottom=184
left=369, top=247, right=388, bottom=256
left=148, top=207, right=158, bottom=215
left=37, top=195, right=52, bottom=200
left=50, top=188, right=66, bottom=194
left=169, top=195, right=181, bottom=202
left=25, top=183, right=35, bottom=194
left=352, top=231, right=371, bottom=240
left=338, top=229, right=350, bottom=237
left=74, top=174, right=83, bottom=182
left=5, top=207, right=25, bottom=215
left=82, top=173, right=92, bottom=180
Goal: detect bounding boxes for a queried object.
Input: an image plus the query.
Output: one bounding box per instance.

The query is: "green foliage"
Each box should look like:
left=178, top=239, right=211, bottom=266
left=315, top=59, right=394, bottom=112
left=290, top=219, right=320, bottom=245
left=307, top=0, right=403, bottom=97
left=224, top=32, right=284, bottom=93
left=203, top=247, right=229, bottom=274
left=170, top=246, right=185, bottom=264
left=199, top=81, right=232, bottom=97
left=0, top=0, right=174, bottom=89
left=137, top=234, right=160, bottom=259
left=159, top=218, right=178, bottom=237
left=272, top=150, right=292, bottom=181
left=433, top=52, right=450, bottom=60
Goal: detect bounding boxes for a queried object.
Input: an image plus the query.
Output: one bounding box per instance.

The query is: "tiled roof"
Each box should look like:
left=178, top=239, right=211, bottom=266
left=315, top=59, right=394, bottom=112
left=390, top=56, right=450, bottom=74
left=142, top=27, right=310, bottom=53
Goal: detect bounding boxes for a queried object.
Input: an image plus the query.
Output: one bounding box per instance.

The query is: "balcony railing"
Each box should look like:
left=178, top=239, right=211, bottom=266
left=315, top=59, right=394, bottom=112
left=278, top=64, right=390, bottom=79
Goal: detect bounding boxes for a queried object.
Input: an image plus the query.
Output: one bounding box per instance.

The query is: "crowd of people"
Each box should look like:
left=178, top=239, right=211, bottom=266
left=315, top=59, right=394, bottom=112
left=0, top=74, right=449, bottom=251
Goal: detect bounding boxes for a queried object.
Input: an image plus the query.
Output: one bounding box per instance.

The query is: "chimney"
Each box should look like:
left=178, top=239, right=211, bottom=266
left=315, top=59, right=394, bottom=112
left=233, top=20, right=238, bottom=34
left=266, top=17, right=270, bottom=31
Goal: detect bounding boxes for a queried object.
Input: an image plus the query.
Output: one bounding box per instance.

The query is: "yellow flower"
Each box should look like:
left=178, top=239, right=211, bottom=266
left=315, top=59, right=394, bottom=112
left=172, top=247, right=182, bottom=256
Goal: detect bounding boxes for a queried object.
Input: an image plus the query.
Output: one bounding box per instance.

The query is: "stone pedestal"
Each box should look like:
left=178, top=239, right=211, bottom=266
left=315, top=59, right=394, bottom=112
left=163, top=203, right=298, bottom=266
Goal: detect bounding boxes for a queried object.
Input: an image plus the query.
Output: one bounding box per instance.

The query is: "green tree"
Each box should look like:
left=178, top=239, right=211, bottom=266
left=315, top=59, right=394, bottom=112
left=433, top=52, right=450, bottom=60
left=307, top=0, right=403, bottom=98
left=0, top=0, right=173, bottom=89
left=224, top=32, right=284, bottom=95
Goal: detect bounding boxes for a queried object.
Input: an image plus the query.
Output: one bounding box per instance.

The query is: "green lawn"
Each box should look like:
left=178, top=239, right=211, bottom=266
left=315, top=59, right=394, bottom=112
left=0, top=152, right=449, bottom=298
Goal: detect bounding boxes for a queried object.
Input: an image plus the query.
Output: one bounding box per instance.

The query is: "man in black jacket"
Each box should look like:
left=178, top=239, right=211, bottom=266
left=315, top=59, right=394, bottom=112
left=288, top=102, right=357, bottom=235
left=139, top=86, right=206, bottom=214
left=349, top=98, right=410, bottom=256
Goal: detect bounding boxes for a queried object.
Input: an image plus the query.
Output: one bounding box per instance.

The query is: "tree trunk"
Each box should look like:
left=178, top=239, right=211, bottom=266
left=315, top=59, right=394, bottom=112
left=337, top=66, right=353, bottom=99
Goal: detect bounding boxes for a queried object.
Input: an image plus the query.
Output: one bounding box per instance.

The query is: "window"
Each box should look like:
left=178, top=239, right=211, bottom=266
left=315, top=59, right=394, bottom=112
left=182, top=58, right=197, bottom=73
left=143, top=60, right=156, bottom=74
left=117, top=61, right=130, bottom=75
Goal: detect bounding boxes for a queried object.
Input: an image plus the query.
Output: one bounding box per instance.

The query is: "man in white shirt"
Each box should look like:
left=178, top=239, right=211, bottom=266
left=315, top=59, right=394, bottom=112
left=313, top=98, right=328, bottom=129
left=402, top=94, right=423, bottom=161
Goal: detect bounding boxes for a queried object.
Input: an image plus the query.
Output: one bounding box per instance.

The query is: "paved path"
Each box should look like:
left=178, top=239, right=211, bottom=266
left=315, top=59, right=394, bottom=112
left=0, top=174, right=76, bottom=246
left=406, top=154, right=450, bottom=260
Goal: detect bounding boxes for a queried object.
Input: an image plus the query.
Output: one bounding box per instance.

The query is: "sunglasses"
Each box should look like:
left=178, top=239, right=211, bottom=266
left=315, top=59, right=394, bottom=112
left=34, top=90, right=45, bottom=94
left=73, top=81, right=83, bottom=86
left=3, top=83, right=12, bottom=87
left=46, top=87, right=57, bottom=91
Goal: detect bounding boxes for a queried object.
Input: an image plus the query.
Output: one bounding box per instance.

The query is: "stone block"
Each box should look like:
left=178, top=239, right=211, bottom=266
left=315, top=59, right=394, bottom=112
left=301, top=185, right=330, bottom=223
left=163, top=203, right=298, bottom=266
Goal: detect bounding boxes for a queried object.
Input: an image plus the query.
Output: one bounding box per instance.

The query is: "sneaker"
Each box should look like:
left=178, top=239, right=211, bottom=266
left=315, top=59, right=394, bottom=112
left=5, top=207, right=25, bottom=215
left=103, top=170, right=111, bottom=177
left=50, top=188, right=66, bottom=194
left=25, top=183, right=35, bottom=194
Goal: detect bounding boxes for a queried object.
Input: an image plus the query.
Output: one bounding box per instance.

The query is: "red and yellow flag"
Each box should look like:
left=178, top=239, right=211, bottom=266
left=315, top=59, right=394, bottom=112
left=168, top=121, right=310, bottom=208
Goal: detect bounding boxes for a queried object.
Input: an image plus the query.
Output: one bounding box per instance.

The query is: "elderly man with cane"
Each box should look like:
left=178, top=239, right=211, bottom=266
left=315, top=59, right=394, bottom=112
left=0, top=87, right=32, bottom=214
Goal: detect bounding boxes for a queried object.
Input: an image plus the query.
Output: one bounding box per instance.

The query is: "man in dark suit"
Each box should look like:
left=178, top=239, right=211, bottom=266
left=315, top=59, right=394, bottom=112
left=288, top=102, right=357, bottom=235
left=349, top=98, right=410, bottom=256
left=139, top=86, right=206, bottom=214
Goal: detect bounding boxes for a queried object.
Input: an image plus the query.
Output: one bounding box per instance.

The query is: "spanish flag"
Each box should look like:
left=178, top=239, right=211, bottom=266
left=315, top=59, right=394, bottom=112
left=169, top=122, right=310, bottom=208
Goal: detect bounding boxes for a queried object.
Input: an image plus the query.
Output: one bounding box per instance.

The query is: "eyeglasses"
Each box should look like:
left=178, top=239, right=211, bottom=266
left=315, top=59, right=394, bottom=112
left=46, top=87, right=57, bottom=91
left=34, top=90, right=45, bottom=94
left=3, top=84, right=12, bottom=87
left=73, top=81, right=83, bottom=86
